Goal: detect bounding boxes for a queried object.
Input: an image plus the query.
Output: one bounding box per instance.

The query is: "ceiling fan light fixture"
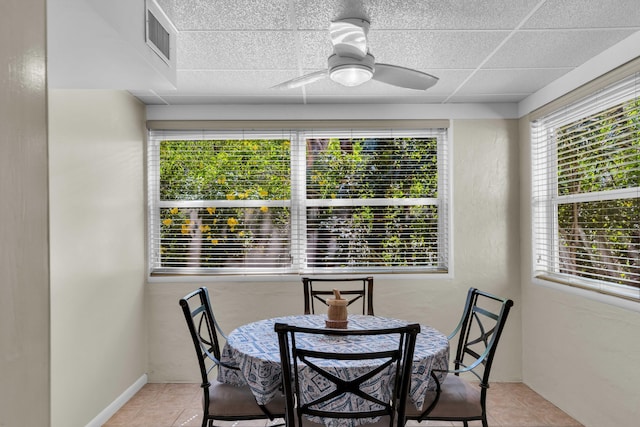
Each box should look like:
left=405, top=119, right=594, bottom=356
left=327, top=52, right=375, bottom=87
left=330, top=64, right=373, bottom=86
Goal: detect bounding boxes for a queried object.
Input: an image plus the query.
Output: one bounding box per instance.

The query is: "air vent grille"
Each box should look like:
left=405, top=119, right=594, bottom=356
left=147, top=10, right=170, bottom=61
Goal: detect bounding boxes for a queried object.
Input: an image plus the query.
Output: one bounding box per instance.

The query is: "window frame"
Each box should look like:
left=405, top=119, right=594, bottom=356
left=147, top=126, right=451, bottom=278
left=530, top=73, right=640, bottom=302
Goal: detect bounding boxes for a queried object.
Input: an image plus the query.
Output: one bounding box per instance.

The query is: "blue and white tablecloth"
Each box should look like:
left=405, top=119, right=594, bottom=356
left=218, top=314, right=449, bottom=426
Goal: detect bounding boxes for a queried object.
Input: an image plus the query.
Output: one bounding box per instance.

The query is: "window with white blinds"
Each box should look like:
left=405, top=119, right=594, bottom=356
left=531, top=73, right=640, bottom=300
left=148, top=128, right=449, bottom=276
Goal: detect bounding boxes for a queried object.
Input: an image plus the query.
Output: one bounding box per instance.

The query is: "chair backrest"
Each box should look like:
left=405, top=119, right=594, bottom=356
left=179, top=287, right=227, bottom=387
left=275, top=322, right=419, bottom=427
left=450, top=287, right=514, bottom=388
left=302, top=276, right=374, bottom=315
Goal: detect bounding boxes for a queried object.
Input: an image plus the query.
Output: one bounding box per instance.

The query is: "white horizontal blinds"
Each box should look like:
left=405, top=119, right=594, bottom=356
left=301, top=129, right=448, bottom=273
left=148, top=130, right=293, bottom=274
left=531, top=72, right=640, bottom=298
left=149, top=127, right=450, bottom=275
left=437, top=128, right=450, bottom=269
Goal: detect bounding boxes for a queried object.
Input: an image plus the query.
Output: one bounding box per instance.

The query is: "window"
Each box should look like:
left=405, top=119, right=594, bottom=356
left=531, top=73, right=640, bottom=300
left=148, top=128, right=449, bottom=276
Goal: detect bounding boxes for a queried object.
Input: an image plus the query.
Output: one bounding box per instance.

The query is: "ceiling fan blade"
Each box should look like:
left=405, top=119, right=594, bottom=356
left=329, top=18, right=369, bottom=59
left=372, top=64, right=439, bottom=90
left=271, top=70, right=328, bottom=90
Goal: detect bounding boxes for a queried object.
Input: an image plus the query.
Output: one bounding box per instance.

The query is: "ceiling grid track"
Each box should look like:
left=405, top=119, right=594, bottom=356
left=288, top=0, right=309, bottom=104
left=443, top=0, right=549, bottom=103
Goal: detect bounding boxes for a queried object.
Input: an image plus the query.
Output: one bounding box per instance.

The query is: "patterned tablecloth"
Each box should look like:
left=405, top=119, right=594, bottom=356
left=218, top=314, right=449, bottom=426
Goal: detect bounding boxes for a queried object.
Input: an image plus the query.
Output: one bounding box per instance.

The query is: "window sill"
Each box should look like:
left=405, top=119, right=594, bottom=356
left=148, top=270, right=452, bottom=283
left=532, top=275, right=640, bottom=313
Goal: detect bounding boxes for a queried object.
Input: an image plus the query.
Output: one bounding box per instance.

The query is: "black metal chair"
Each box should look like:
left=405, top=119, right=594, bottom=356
left=179, top=287, right=285, bottom=427
left=405, top=287, right=514, bottom=427
left=275, top=322, right=420, bottom=427
left=302, top=276, right=374, bottom=315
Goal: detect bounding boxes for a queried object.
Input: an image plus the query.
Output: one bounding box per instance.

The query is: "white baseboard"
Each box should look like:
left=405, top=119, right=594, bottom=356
left=85, top=373, right=148, bottom=427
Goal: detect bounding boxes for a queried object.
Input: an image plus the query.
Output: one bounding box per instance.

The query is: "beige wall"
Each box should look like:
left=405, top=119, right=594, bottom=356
left=518, top=118, right=640, bottom=427
left=49, top=90, right=147, bottom=426
left=147, top=119, right=523, bottom=384
left=0, top=1, right=49, bottom=426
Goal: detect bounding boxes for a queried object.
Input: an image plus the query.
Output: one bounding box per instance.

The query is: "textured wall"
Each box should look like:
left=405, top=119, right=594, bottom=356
left=0, top=0, right=50, bottom=425
left=49, top=90, right=147, bottom=426
left=519, top=117, right=640, bottom=427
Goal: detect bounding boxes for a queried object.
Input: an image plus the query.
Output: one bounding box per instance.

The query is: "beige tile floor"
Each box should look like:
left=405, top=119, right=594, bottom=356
left=103, top=382, right=583, bottom=427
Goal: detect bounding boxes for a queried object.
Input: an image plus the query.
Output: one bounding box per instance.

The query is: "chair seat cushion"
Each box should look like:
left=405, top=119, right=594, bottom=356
left=207, top=380, right=286, bottom=418
left=405, top=375, right=483, bottom=420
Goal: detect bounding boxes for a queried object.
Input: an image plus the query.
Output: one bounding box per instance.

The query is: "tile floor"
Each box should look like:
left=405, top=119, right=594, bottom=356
left=103, top=382, right=583, bottom=427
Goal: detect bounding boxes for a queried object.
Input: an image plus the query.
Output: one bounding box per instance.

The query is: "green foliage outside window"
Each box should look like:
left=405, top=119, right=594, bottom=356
left=555, top=99, right=640, bottom=287
left=154, top=133, right=445, bottom=272
left=160, top=139, right=290, bottom=201
left=158, top=139, right=291, bottom=269
left=307, top=137, right=437, bottom=199
left=306, top=137, right=440, bottom=268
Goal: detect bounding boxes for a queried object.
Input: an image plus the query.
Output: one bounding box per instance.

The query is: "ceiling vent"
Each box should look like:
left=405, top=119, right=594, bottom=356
left=145, top=1, right=174, bottom=64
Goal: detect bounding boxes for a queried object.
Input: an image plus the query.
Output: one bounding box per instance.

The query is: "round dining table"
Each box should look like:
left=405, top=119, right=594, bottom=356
left=218, top=314, right=449, bottom=422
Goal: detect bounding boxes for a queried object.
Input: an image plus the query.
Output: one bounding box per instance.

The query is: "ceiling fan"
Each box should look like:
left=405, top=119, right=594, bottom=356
left=272, top=17, right=438, bottom=91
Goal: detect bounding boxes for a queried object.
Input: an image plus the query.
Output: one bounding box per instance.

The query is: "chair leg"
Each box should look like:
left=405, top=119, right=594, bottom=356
left=482, top=418, right=489, bottom=427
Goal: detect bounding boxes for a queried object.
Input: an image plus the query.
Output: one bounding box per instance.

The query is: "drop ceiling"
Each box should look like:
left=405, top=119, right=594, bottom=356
left=49, top=0, right=640, bottom=106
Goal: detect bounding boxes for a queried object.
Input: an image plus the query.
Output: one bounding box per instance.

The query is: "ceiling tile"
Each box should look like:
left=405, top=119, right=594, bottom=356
left=413, top=70, right=476, bottom=95
left=368, top=0, right=541, bottom=30
left=484, top=29, right=637, bottom=68
left=178, top=31, right=298, bottom=69
left=167, top=0, right=292, bottom=30
left=298, top=30, right=335, bottom=69
left=523, top=0, right=640, bottom=29
left=457, top=68, right=571, bottom=95
left=366, top=31, right=509, bottom=69
left=291, top=0, right=338, bottom=29
left=173, top=70, right=303, bottom=94
left=293, top=0, right=542, bottom=30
